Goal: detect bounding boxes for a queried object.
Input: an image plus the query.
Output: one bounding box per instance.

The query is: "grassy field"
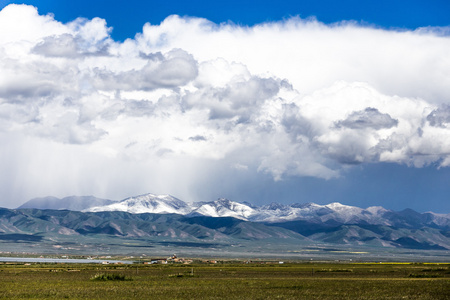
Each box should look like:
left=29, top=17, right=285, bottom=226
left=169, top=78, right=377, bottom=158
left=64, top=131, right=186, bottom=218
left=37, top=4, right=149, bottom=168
left=0, top=261, right=449, bottom=299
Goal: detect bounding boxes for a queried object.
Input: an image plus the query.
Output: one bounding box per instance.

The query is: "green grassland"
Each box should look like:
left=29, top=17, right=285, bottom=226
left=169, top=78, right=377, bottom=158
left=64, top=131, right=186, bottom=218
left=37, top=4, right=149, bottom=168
left=0, top=262, right=449, bottom=299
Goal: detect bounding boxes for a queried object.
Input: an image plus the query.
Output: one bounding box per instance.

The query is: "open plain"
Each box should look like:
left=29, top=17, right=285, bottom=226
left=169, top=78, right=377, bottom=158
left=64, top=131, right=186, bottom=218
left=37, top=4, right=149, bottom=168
left=0, top=261, right=449, bottom=299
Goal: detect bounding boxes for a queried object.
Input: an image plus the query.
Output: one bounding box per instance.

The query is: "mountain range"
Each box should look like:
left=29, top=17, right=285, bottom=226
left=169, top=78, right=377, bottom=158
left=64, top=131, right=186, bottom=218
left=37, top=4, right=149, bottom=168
left=19, top=193, right=450, bottom=228
left=10, top=193, right=450, bottom=252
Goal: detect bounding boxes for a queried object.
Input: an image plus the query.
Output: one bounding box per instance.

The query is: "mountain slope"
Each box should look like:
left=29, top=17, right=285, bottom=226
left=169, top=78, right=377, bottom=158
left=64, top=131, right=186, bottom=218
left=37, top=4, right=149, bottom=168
left=0, top=208, right=307, bottom=243
left=269, top=220, right=450, bottom=250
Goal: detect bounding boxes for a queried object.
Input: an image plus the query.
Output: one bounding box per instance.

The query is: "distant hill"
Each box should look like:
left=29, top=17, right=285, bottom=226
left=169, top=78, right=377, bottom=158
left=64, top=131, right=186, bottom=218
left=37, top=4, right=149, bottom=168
left=18, top=196, right=117, bottom=211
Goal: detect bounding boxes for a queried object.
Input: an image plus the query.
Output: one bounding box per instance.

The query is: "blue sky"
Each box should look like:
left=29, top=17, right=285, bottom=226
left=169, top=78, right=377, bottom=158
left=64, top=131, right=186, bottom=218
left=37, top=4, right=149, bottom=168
left=3, top=0, right=450, bottom=40
left=0, top=1, right=450, bottom=213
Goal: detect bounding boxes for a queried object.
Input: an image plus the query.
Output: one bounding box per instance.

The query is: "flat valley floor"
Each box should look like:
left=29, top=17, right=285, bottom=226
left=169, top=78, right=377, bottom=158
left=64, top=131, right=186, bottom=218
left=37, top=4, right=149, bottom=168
left=0, top=262, right=449, bottom=299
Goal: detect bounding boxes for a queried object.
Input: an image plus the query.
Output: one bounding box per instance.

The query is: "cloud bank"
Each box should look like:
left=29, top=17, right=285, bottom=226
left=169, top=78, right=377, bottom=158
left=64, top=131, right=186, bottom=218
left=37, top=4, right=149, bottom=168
left=1, top=4, right=450, bottom=206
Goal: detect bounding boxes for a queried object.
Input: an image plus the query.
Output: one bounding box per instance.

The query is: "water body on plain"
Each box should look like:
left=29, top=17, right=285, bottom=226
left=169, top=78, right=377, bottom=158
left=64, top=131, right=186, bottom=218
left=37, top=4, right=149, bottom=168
left=0, top=257, right=134, bottom=264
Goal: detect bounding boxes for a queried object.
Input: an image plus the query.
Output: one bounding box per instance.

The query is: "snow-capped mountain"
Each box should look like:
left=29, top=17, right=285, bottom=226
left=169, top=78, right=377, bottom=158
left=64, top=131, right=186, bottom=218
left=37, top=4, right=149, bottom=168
left=245, top=202, right=392, bottom=224
left=19, top=193, right=450, bottom=229
left=86, top=194, right=191, bottom=215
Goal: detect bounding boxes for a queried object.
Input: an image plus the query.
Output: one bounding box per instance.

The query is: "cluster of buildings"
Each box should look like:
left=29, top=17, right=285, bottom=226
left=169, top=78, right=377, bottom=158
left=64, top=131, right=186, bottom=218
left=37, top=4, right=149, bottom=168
left=145, top=254, right=193, bottom=265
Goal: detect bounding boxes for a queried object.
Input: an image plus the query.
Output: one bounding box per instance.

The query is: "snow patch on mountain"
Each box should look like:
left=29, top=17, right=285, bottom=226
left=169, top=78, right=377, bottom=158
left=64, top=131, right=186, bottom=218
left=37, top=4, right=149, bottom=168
left=190, top=198, right=255, bottom=220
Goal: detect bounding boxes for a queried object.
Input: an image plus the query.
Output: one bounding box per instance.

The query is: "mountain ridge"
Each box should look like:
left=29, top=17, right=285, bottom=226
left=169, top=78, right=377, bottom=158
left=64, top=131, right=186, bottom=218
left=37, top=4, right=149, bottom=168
left=18, top=193, right=450, bottom=229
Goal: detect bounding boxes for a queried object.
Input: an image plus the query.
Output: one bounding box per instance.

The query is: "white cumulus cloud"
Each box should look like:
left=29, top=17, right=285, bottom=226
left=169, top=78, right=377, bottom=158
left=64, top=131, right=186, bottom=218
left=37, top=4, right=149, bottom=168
left=0, top=4, right=450, bottom=207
